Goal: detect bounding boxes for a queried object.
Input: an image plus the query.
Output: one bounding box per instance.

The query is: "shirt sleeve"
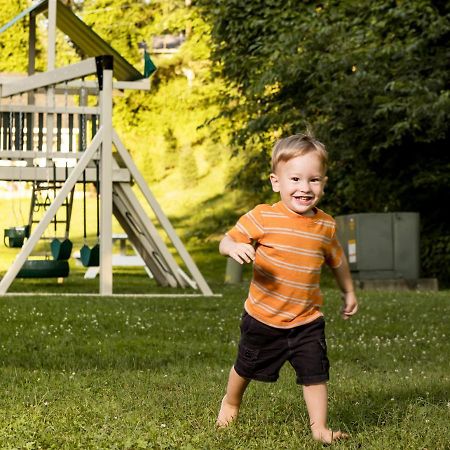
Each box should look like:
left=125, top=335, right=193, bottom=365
left=324, top=230, right=344, bottom=269
left=226, top=205, right=265, bottom=244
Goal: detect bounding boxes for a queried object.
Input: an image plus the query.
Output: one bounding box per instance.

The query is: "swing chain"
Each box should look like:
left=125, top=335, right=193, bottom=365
left=9, top=109, right=13, bottom=150
left=18, top=111, right=23, bottom=151
left=80, top=85, right=87, bottom=152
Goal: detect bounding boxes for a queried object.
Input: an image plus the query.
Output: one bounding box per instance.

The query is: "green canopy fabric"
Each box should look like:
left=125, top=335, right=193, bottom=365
left=144, top=51, right=157, bottom=78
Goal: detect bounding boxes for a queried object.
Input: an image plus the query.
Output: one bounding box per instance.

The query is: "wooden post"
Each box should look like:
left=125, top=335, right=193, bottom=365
left=225, top=258, right=243, bottom=284
left=46, top=0, right=57, bottom=158
left=47, top=0, right=56, bottom=71
left=99, top=57, right=113, bottom=295
left=28, top=11, right=36, bottom=109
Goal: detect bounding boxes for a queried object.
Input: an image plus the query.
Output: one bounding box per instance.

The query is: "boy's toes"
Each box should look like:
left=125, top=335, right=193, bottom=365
left=312, top=428, right=350, bottom=445
left=330, top=430, right=350, bottom=442
left=216, top=415, right=235, bottom=428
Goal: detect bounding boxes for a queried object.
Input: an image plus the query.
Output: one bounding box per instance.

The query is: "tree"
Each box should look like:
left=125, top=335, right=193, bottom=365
left=0, top=0, right=31, bottom=73
left=199, top=0, right=450, bottom=283
left=81, top=0, right=156, bottom=66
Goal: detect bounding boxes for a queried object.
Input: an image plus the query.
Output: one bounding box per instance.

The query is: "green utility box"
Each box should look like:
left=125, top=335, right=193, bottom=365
left=335, top=212, right=420, bottom=280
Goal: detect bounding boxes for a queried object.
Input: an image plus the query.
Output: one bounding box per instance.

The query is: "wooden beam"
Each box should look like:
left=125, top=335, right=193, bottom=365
left=113, top=131, right=214, bottom=296
left=1, top=59, right=98, bottom=97
left=0, top=166, right=130, bottom=183
left=0, top=105, right=99, bottom=115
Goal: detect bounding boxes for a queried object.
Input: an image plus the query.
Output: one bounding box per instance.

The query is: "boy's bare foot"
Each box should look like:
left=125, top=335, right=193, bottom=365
left=216, top=395, right=239, bottom=428
left=311, top=426, right=349, bottom=444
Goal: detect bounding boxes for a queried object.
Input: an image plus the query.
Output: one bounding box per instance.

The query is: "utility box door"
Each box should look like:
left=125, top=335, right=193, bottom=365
left=393, top=212, right=420, bottom=280
left=356, top=214, right=394, bottom=271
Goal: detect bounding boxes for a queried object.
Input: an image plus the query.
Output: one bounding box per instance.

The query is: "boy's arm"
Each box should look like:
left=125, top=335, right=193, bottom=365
left=219, top=234, right=255, bottom=265
left=331, top=256, right=358, bottom=320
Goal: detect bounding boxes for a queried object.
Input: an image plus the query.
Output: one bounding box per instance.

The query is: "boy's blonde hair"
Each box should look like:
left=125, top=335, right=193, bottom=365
left=271, top=134, right=328, bottom=174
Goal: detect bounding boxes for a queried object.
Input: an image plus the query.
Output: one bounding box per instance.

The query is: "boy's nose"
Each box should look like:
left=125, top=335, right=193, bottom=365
left=298, top=180, right=311, bottom=191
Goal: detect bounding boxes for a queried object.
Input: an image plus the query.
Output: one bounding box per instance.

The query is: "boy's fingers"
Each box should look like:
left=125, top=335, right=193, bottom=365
left=244, top=245, right=255, bottom=260
left=341, top=311, right=353, bottom=320
left=230, top=253, right=244, bottom=264
left=239, top=246, right=255, bottom=263
left=231, top=249, right=254, bottom=264
left=341, top=303, right=358, bottom=319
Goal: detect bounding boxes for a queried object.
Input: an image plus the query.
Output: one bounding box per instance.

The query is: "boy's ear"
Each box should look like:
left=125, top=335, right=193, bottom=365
left=270, top=173, right=280, bottom=192
left=321, top=176, right=328, bottom=196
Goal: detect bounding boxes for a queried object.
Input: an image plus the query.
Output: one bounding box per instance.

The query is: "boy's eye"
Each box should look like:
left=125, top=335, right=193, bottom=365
left=290, top=177, right=322, bottom=183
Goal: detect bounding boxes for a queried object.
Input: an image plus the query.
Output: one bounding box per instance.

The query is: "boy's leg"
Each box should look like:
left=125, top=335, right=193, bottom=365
left=303, top=383, right=349, bottom=443
left=216, top=366, right=250, bottom=427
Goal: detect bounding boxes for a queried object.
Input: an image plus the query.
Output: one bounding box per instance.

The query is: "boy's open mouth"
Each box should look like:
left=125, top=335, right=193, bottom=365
left=294, top=195, right=313, bottom=202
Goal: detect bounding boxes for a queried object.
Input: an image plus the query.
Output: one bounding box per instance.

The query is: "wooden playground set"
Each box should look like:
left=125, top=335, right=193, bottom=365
left=0, top=0, right=212, bottom=296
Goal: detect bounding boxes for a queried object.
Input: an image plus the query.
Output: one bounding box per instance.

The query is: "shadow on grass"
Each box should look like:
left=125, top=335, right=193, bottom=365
left=332, top=381, right=450, bottom=432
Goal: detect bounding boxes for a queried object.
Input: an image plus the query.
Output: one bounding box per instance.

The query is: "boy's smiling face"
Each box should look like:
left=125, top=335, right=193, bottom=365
left=269, top=152, right=327, bottom=217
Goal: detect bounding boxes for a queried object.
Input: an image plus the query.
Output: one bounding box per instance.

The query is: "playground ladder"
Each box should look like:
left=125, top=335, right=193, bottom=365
left=29, top=180, right=74, bottom=240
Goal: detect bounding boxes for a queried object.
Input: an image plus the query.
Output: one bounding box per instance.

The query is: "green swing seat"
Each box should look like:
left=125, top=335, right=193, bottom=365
left=17, top=259, right=69, bottom=278
left=50, top=238, right=73, bottom=261
left=3, top=225, right=30, bottom=248
left=80, top=243, right=100, bottom=267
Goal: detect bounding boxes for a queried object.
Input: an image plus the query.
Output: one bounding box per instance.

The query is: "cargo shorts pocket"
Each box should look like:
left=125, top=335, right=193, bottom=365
left=242, top=345, right=259, bottom=362
left=319, top=339, right=330, bottom=373
left=237, top=344, right=259, bottom=370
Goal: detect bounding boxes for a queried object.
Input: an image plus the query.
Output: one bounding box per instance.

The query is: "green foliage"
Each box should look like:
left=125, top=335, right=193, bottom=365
left=179, top=145, right=198, bottom=188
left=0, top=0, right=31, bottom=72
left=163, top=126, right=180, bottom=170
left=421, top=233, right=450, bottom=288
left=199, top=0, right=450, bottom=282
left=91, top=0, right=236, bottom=223
left=81, top=0, right=155, bottom=65
left=0, top=0, right=81, bottom=73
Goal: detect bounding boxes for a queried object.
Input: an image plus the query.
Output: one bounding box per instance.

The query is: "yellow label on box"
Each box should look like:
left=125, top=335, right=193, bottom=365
left=348, top=239, right=356, bottom=263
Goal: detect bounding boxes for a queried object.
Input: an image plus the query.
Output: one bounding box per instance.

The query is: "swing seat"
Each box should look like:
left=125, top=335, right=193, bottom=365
left=4, top=225, right=30, bottom=248
left=80, top=243, right=100, bottom=267
left=17, top=260, right=69, bottom=278
left=51, top=238, right=73, bottom=261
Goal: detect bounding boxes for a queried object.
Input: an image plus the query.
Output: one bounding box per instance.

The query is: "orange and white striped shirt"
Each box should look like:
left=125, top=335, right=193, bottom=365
left=227, top=201, right=344, bottom=329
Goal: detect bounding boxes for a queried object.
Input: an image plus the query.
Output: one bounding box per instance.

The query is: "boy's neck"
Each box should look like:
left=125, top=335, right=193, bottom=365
left=278, top=201, right=318, bottom=218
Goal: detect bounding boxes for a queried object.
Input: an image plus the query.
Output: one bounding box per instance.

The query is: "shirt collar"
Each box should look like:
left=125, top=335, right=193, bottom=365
left=273, top=201, right=322, bottom=221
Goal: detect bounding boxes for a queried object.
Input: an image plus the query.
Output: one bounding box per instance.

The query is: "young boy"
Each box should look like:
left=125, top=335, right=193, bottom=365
left=216, top=134, right=358, bottom=444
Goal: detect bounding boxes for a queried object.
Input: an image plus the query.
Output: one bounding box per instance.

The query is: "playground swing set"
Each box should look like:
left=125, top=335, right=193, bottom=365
left=0, top=0, right=213, bottom=296
left=18, top=161, right=73, bottom=279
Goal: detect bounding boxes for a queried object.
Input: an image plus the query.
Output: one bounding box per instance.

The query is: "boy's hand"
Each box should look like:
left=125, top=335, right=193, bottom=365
left=229, top=243, right=255, bottom=264
left=340, top=291, right=358, bottom=320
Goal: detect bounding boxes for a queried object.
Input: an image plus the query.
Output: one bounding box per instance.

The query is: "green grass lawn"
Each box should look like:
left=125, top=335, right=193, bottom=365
left=0, top=247, right=449, bottom=449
